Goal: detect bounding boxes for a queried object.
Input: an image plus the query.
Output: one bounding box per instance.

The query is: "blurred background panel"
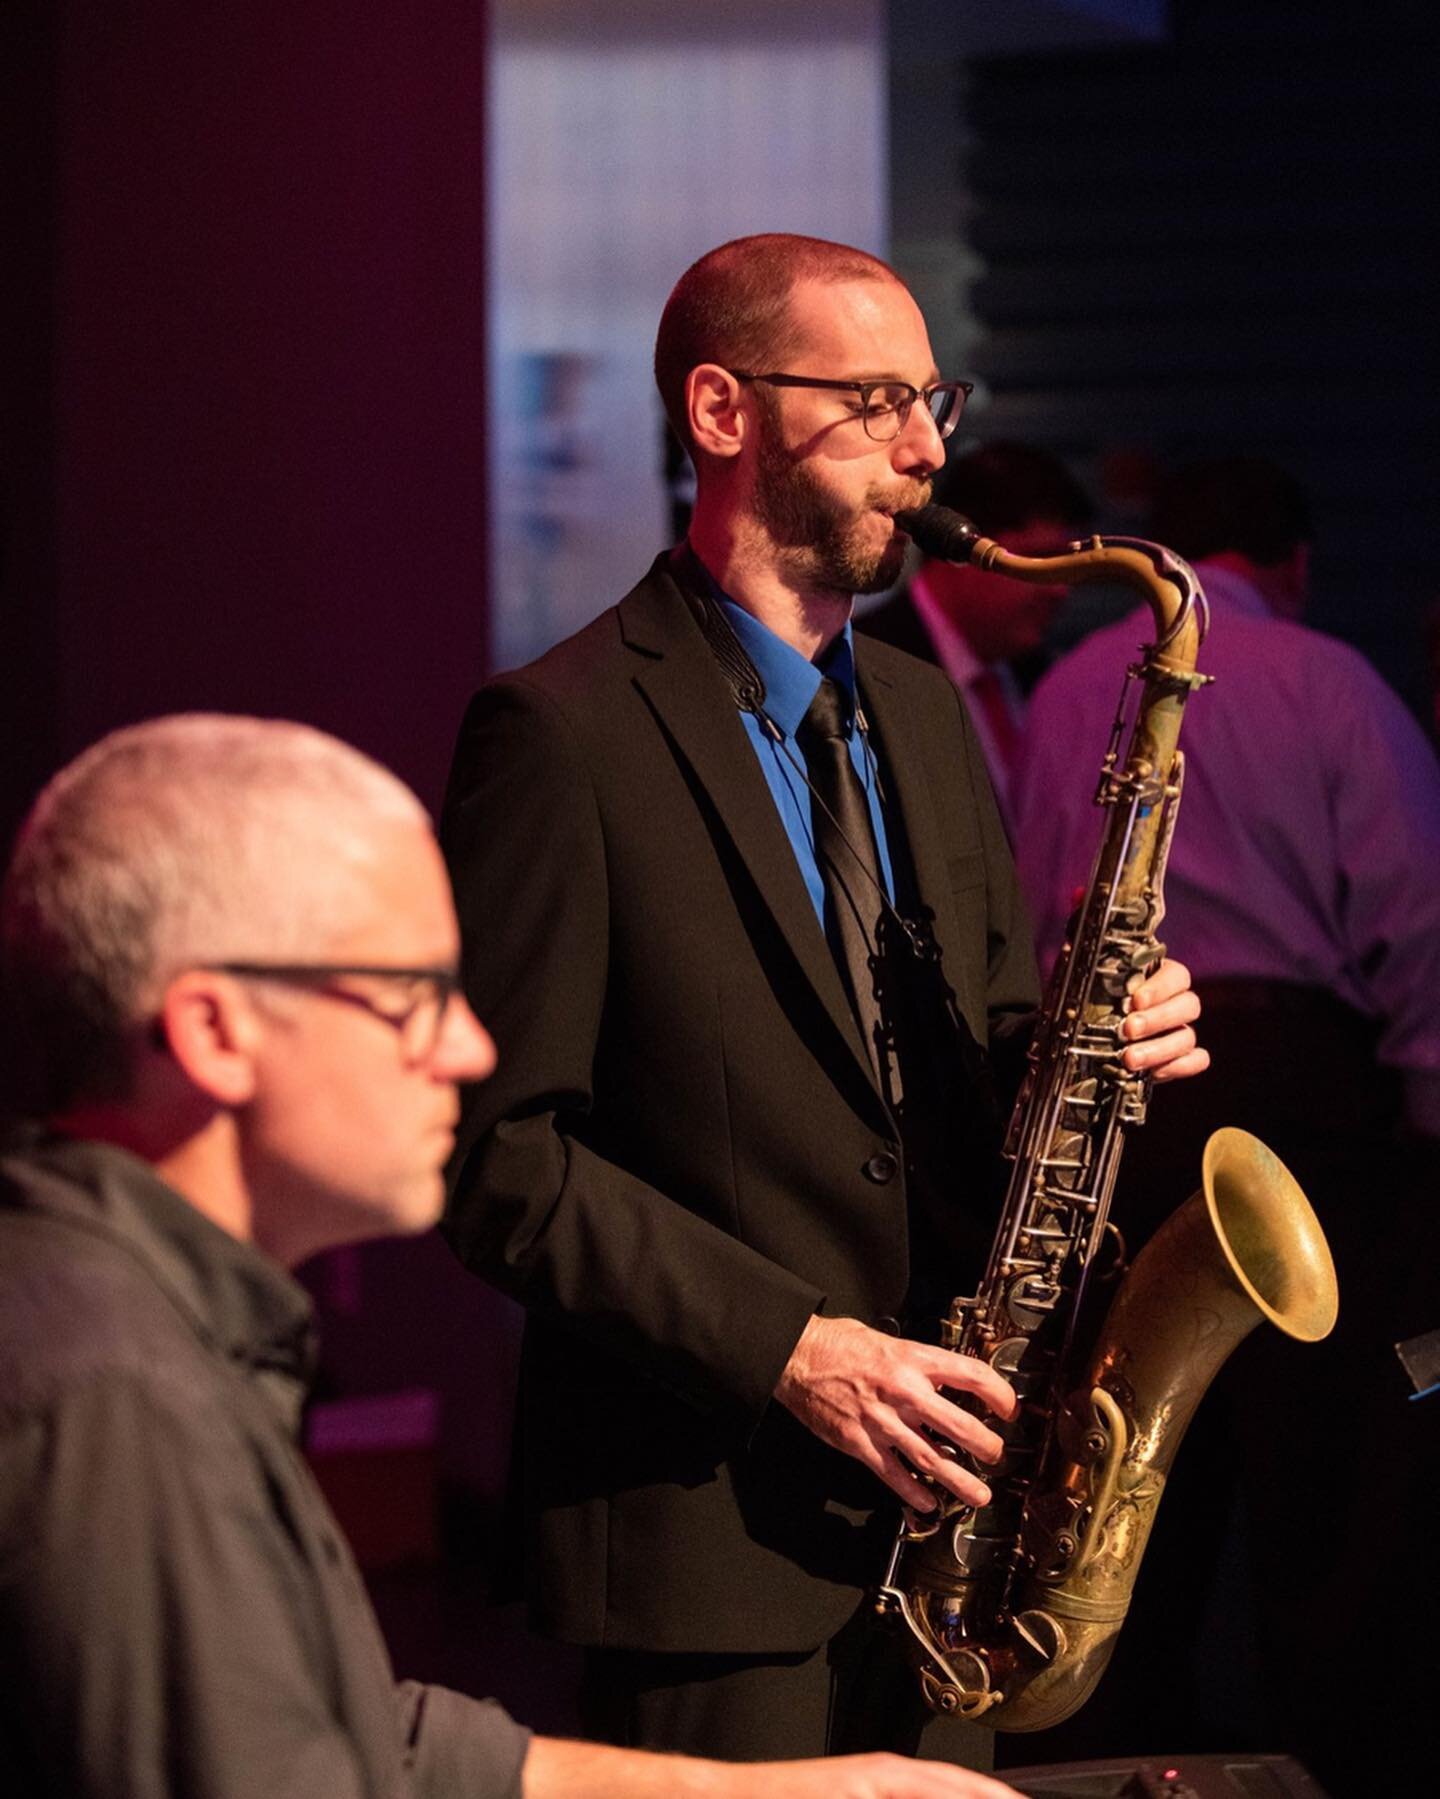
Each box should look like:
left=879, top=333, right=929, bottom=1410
left=487, top=0, right=889, bottom=670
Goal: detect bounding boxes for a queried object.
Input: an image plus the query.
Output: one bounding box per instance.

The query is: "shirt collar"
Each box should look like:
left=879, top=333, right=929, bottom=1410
left=720, top=601, right=861, bottom=741
left=679, top=545, right=860, bottom=741
left=0, top=1129, right=318, bottom=1391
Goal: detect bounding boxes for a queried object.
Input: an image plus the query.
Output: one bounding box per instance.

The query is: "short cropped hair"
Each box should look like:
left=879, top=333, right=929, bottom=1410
left=0, top=714, right=427, bottom=1115
left=654, top=233, right=899, bottom=452
left=1150, top=456, right=1313, bottom=568
left=934, top=442, right=1092, bottom=539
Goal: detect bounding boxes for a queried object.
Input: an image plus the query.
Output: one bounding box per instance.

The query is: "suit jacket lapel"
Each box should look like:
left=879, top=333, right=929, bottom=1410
left=855, top=646, right=968, bottom=986
left=619, top=563, right=883, bottom=1103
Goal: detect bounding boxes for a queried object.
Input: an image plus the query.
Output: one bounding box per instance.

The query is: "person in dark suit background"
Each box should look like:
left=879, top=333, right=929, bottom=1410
left=857, top=443, right=1091, bottom=831
left=440, top=235, right=1205, bottom=1771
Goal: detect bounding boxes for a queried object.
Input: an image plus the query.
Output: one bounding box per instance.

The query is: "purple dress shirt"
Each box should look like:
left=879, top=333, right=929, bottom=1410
left=1012, top=561, right=1440, bottom=1103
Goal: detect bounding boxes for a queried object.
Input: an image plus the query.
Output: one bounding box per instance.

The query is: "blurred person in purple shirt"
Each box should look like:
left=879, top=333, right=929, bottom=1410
left=1008, top=455, right=1440, bottom=1794
left=1015, top=454, right=1440, bottom=1141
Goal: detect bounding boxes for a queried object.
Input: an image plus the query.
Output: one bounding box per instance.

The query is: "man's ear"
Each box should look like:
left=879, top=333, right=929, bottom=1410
left=155, top=971, right=261, bottom=1107
left=685, top=363, right=747, bottom=463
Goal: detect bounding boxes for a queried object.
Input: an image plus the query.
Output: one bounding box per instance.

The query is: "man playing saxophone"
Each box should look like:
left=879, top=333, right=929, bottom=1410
left=441, top=233, right=1207, bottom=1772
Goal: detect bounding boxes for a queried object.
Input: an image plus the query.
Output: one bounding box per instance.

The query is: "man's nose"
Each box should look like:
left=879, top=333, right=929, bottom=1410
left=435, top=995, right=498, bottom=1082
left=893, top=400, right=945, bottom=477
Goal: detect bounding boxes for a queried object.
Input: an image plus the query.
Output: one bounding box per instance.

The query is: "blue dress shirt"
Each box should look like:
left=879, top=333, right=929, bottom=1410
left=718, top=597, right=896, bottom=929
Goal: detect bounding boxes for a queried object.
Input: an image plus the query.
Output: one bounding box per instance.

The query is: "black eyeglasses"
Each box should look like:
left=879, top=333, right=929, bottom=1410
left=730, top=371, right=973, bottom=442
left=209, top=962, right=462, bottom=1067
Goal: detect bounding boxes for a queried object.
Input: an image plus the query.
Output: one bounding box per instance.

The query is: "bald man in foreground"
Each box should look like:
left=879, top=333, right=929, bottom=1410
left=0, top=715, right=1021, bottom=1799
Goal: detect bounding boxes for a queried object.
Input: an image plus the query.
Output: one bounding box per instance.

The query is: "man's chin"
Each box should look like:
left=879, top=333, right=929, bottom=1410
left=790, top=510, right=911, bottom=597
left=852, top=538, right=908, bottom=596
left=374, top=1172, right=447, bottom=1239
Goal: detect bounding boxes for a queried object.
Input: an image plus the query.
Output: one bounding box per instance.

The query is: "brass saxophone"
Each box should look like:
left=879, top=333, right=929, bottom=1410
left=877, top=505, right=1339, bottom=1731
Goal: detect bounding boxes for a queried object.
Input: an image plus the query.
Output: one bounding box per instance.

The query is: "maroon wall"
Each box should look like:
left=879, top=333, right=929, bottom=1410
left=3, top=1, right=489, bottom=839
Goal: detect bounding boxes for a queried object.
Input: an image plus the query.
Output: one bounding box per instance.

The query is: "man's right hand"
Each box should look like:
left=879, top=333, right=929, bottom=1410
left=525, top=1738, right=1025, bottom=1796
left=744, top=1753, right=1024, bottom=1797
left=740, top=1754, right=1024, bottom=1797
left=772, top=1314, right=1017, bottom=1512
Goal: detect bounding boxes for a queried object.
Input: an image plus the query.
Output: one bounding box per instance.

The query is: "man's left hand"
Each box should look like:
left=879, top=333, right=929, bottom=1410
left=1121, top=958, right=1208, bottom=1082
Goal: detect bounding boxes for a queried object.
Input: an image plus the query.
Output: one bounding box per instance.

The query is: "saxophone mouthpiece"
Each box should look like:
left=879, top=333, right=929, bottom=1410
left=892, top=504, right=982, bottom=565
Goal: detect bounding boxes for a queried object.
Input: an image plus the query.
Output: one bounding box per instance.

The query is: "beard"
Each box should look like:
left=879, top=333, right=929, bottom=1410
left=752, top=420, right=932, bottom=597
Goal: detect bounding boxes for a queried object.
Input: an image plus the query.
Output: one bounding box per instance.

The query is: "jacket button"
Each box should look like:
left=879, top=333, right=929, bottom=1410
left=876, top=1314, right=901, bottom=1336
left=863, top=1151, right=899, bottom=1184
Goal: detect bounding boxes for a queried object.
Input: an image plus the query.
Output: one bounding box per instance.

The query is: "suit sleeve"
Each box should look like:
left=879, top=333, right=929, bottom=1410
left=440, top=680, right=826, bottom=1433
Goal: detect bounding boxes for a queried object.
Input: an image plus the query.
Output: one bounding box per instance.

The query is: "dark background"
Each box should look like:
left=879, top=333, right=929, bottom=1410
left=892, top=0, right=1437, bottom=712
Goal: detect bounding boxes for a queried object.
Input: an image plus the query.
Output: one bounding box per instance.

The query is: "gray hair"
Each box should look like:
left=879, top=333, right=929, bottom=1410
left=1, top=714, right=429, bottom=1114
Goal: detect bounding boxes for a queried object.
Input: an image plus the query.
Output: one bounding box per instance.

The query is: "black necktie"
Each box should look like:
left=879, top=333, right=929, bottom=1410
left=798, top=678, right=888, bottom=1082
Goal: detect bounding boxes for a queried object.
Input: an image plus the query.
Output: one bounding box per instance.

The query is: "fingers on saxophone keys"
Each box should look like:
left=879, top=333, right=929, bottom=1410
left=929, top=1394, right=1005, bottom=1467
left=924, top=1347, right=1018, bottom=1421
left=885, top=1456, right=942, bottom=1515
left=859, top=1420, right=937, bottom=1511
left=1127, top=957, right=1193, bottom=1012
left=1123, top=987, right=1200, bottom=1043
left=1123, top=1024, right=1199, bottom=1073
left=889, top=1431, right=992, bottom=1511
left=1149, top=1041, right=1211, bottom=1083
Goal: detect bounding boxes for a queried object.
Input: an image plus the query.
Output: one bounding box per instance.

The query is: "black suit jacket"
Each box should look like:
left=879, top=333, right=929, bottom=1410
left=441, top=555, right=1037, bottom=1654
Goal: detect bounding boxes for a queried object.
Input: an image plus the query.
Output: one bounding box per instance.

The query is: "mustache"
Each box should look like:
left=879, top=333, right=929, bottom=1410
left=875, top=478, right=933, bottom=515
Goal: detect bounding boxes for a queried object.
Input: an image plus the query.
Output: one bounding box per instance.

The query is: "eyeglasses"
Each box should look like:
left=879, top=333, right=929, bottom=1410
left=209, top=962, right=462, bottom=1067
left=729, top=371, right=973, bottom=442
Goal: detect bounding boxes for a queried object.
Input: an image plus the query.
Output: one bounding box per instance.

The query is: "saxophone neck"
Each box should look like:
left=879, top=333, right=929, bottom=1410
left=892, top=503, right=1207, bottom=673
left=971, top=532, right=1208, bottom=671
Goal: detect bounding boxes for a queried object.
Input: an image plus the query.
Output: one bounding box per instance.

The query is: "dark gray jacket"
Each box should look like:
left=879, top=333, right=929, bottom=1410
left=0, top=1133, right=529, bottom=1799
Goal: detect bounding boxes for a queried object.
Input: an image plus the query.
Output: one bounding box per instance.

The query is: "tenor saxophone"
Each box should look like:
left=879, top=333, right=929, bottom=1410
left=876, top=505, right=1338, bottom=1731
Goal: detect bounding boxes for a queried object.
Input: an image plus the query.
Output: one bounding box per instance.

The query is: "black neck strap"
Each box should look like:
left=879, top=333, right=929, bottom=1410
left=669, top=543, right=768, bottom=718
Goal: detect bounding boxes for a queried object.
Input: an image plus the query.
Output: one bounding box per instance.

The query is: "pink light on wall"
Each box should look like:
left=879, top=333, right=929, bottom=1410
left=47, top=1, right=490, bottom=815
